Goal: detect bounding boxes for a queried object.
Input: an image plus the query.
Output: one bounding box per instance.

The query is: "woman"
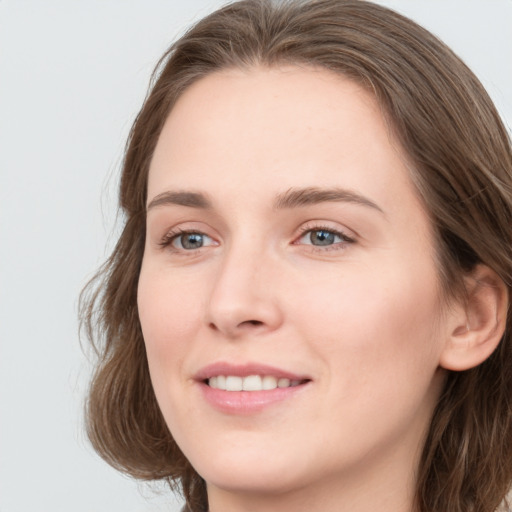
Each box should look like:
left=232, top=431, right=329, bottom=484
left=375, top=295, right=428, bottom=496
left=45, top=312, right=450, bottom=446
left=81, top=1, right=512, bottom=511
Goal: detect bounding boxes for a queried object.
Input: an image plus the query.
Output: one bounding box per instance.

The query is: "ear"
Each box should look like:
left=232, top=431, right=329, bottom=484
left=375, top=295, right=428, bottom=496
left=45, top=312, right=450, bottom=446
left=439, top=264, right=509, bottom=371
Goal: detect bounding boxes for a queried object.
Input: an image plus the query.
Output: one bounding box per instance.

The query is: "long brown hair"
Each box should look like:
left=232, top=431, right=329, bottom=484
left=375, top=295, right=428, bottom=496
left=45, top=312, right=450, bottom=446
left=80, top=1, right=512, bottom=510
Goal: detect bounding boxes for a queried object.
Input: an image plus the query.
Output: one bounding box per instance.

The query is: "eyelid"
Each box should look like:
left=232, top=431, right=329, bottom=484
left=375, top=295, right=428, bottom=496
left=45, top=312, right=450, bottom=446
left=292, top=222, right=357, bottom=251
left=295, top=221, right=356, bottom=241
left=155, top=220, right=356, bottom=254
left=158, top=225, right=219, bottom=251
left=174, top=231, right=215, bottom=250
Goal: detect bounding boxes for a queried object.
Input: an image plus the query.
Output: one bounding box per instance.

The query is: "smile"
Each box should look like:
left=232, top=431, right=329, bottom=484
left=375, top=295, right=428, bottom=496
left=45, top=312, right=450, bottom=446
left=196, top=363, right=311, bottom=414
left=208, top=375, right=304, bottom=391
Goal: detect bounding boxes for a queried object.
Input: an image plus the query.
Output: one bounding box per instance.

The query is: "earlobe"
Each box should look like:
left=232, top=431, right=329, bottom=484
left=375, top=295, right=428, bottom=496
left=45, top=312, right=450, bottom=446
left=439, top=265, right=509, bottom=372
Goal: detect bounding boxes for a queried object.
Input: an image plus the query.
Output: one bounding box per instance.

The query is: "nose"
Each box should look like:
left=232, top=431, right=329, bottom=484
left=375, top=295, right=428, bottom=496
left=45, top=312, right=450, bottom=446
left=205, top=243, right=284, bottom=339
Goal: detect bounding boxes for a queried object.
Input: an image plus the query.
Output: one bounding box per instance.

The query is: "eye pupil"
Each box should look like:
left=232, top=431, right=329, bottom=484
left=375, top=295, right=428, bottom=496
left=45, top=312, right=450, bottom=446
left=310, top=230, right=335, bottom=246
left=181, top=233, right=204, bottom=249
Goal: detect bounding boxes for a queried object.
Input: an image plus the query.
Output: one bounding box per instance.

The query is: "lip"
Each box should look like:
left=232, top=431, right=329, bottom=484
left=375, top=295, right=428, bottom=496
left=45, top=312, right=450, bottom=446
left=195, top=362, right=311, bottom=415
left=195, top=362, right=309, bottom=381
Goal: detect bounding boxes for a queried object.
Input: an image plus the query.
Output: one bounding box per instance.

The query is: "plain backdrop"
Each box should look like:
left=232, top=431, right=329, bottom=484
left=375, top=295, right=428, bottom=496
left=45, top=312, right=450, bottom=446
left=1, top=1, right=510, bottom=511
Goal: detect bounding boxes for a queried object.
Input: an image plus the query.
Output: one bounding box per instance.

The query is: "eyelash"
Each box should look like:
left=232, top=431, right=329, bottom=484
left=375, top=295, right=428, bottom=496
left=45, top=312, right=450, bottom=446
left=158, top=225, right=356, bottom=253
left=159, top=228, right=214, bottom=251
left=295, top=224, right=356, bottom=252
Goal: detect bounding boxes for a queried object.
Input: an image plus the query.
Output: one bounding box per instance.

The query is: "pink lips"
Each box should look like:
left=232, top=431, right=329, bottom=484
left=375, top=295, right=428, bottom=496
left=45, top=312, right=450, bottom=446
left=195, top=362, right=308, bottom=381
left=195, top=362, right=311, bottom=415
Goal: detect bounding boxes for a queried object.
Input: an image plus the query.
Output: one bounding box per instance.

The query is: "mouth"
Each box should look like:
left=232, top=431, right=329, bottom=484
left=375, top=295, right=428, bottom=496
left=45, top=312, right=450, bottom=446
left=195, top=363, right=311, bottom=413
left=206, top=374, right=308, bottom=391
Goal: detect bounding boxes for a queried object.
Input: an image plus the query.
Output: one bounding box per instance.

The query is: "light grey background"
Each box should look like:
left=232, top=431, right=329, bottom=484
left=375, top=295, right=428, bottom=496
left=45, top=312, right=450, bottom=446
left=1, top=1, right=510, bottom=511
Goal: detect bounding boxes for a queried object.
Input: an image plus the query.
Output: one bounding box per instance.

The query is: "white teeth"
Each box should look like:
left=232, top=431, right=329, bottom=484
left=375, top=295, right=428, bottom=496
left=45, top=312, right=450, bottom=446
left=225, top=376, right=243, bottom=391
left=277, top=378, right=290, bottom=388
left=207, top=375, right=302, bottom=391
left=242, top=375, right=262, bottom=391
left=262, top=375, right=278, bottom=390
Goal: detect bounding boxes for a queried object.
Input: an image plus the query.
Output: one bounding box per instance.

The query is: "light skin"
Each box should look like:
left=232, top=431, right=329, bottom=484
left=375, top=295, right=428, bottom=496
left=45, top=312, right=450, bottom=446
left=137, top=66, right=507, bottom=512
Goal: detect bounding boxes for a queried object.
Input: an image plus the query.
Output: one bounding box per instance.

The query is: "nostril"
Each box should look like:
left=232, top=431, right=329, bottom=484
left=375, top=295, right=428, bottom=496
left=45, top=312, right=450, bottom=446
left=208, top=319, right=262, bottom=329
left=243, top=320, right=263, bottom=327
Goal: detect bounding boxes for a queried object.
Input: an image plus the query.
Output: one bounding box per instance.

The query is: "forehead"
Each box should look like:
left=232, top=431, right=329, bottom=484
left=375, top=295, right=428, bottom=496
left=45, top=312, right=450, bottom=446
left=148, top=65, right=420, bottom=220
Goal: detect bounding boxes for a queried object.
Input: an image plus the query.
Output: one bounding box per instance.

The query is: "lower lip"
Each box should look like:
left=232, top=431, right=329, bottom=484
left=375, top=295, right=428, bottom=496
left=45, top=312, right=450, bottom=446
left=199, top=381, right=309, bottom=415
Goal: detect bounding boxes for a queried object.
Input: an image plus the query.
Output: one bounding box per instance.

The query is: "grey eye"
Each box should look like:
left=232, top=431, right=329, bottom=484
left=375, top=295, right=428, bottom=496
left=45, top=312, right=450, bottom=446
left=308, top=230, right=337, bottom=246
left=173, top=232, right=213, bottom=250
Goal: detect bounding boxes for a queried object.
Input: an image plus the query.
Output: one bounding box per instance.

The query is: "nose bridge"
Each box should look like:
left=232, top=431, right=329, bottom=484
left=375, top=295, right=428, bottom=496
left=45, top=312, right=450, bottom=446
left=206, top=234, right=282, bottom=337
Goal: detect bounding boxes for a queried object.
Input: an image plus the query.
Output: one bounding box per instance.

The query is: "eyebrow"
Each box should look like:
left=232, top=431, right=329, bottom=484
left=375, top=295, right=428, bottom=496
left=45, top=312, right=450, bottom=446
left=146, top=186, right=384, bottom=214
left=147, top=191, right=213, bottom=211
left=273, top=186, right=384, bottom=214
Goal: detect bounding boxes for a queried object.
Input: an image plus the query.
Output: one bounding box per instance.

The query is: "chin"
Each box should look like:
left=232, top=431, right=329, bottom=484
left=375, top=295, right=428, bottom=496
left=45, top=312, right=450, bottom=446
left=204, top=469, right=303, bottom=497
left=189, top=446, right=307, bottom=495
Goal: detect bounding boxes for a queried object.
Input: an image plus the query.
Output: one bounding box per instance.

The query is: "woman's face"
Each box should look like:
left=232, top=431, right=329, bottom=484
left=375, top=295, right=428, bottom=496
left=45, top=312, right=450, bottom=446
left=138, top=66, right=450, bottom=505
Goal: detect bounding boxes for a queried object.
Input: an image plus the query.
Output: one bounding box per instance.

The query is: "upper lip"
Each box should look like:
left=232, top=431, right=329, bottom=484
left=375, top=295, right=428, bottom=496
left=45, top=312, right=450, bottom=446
left=195, top=362, right=311, bottom=382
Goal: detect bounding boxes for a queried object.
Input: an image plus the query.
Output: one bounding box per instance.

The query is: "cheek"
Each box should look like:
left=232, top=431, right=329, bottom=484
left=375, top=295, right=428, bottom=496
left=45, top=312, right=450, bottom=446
left=294, top=260, right=443, bottom=376
left=292, top=262, right=445, bottom=450
left=137, top=265, right=203, bottom=382
left=137, top=265, right=210, bottom=440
